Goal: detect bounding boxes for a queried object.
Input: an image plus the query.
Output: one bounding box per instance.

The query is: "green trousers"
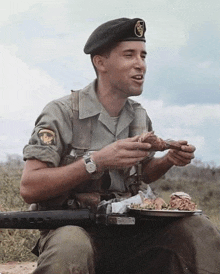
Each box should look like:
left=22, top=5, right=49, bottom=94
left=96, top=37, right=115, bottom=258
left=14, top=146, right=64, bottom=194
left=32, top=215, right=220, bottom=274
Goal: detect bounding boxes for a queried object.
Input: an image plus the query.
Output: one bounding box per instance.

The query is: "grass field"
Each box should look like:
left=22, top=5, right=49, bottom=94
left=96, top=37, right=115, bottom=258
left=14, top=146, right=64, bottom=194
left=0, top=160, right=219, bottom=263
left=0, top=164, right=39, bottom=263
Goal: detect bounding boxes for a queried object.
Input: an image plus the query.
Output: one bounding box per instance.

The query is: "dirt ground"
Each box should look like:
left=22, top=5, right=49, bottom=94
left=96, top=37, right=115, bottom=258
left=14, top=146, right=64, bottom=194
left=0, top=262, right=37, bottom=274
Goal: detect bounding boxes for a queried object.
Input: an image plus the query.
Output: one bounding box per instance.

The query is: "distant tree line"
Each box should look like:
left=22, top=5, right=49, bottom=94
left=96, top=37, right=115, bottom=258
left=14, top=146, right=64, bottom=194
left=0, top=154, right=219, bottom=181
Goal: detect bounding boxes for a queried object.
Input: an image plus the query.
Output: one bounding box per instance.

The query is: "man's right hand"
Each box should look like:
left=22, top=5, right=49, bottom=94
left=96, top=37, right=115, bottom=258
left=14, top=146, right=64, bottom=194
left=92, top=136, right=152, bottom=171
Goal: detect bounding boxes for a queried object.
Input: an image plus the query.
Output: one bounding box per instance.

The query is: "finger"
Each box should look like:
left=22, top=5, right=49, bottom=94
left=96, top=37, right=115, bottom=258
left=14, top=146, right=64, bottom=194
left=168, top=154, right=188, bottom=166
left=180, top=144, right=196, bottom=153
left=129, top=135, right=141, bottom=142
left=127, top=149, right=151, bottom=158
left=132, top=142, right=152, bottom=150
left=173, top=149, right=195, bottom=160
left=178, top=140, right=188, bottom=145
left=114, top=147, right=150, bottom=160
left=120, top=140, right=152, bottom=150
left=169, top=150, right=194, bottom=165
left=127, top=135, right=152, bottom=146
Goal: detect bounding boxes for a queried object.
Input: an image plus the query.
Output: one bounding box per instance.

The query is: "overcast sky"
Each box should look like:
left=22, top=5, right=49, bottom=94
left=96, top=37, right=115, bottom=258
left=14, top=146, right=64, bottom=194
left=0, top=0, right=220, bottom=166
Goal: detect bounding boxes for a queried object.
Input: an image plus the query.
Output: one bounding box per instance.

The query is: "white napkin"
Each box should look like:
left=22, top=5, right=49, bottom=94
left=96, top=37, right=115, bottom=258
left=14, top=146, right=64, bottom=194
left=111, top=186, right=156, bottom=214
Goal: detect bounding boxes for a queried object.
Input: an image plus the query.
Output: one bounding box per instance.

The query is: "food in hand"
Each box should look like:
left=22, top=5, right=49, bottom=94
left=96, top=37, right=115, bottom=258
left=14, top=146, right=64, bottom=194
left=138, top=131, right=182, bottom=151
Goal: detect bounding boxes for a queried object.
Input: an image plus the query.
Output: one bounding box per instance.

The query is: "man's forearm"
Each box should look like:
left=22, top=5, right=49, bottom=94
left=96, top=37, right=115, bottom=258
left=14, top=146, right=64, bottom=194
left=142, top=155, right=173, bottom=183
left=141, top=141, right=196, bottom=183
left=20, top=158, right=92, bottom=204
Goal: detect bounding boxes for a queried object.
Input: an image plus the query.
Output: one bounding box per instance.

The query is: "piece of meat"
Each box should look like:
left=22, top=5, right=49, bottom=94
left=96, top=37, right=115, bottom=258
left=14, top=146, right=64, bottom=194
left=139, top=197, right=167, bottom=210
left=154, top=197, right=167, bottom=210
left=169, top=192, right=197, bottom=211
left=138, top=131, right=182, bottom=151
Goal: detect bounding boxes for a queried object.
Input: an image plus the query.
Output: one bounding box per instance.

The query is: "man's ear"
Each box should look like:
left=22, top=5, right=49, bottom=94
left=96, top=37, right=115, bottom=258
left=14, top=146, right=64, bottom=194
left=92, top=55, right=107, bottom=73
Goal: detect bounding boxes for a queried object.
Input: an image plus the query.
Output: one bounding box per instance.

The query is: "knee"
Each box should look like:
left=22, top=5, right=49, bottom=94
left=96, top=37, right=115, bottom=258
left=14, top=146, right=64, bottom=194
left=36, top=226, right=95, bottom=274
left=161, top=214, right=219, bottom=248
left=39, top=225, right=94, bottom=261
left=173, top=215, right=217, bottom=234
left=50, top=225, right=93, bottom=256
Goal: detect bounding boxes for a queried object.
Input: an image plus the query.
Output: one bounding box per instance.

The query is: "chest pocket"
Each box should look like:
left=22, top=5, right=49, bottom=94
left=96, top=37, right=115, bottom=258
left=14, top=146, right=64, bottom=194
left=129, top=105, right=150, bottom=137
left=70, top=90, right=92, bottom=156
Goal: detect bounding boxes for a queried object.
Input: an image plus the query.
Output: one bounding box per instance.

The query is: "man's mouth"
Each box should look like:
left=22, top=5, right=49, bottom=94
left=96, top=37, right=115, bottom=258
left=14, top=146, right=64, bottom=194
left=132, top=75, right=144, bottom=82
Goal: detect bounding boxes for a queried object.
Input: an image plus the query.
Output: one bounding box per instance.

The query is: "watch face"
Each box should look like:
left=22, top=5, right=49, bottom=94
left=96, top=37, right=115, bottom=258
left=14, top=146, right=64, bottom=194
left=87, top=162, right=96, bottom=173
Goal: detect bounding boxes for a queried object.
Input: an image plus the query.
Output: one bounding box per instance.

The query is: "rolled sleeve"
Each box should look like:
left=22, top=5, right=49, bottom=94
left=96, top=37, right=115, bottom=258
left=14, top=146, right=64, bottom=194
left=23, top=145, right=61, bottom=167
left=23, top=96, right=73, bottom=166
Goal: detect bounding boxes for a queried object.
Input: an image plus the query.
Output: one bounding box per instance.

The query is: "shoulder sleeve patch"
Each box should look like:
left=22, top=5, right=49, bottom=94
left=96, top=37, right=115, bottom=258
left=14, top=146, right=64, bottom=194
left=38, top=129, right=56, bottom=145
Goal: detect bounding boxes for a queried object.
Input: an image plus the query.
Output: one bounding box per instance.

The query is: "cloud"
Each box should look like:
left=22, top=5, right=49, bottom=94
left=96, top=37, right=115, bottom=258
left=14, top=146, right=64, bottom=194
left=0, top=0, right=41, bottom=27
left=136, top=96, right=220, bottom=133
left=0, top=45, right=66, bottom=120
left=0, top=43, right=66, bottom=161
left=180, top=22, right=220, bottom=63
left=0, top=118, right=30, bottom=161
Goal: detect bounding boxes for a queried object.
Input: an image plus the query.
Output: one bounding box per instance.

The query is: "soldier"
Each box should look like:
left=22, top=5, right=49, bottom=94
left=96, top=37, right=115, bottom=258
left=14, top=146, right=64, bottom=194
left=20, top=18, right=220, bottom=274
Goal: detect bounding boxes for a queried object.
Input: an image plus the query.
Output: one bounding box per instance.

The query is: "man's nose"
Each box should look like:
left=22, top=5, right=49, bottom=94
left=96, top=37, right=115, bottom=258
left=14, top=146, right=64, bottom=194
left=134, top=56, right=146, bottom=71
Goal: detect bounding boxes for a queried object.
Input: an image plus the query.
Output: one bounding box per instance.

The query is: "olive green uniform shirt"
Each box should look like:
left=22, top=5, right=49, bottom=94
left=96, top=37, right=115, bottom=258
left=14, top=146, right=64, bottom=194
left=23, top=80, right=153, bottom=194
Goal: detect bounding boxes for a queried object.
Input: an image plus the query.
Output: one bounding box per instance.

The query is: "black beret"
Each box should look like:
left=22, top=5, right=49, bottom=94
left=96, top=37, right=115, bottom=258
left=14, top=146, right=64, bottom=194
left=84, top=18, right=146, bottom=55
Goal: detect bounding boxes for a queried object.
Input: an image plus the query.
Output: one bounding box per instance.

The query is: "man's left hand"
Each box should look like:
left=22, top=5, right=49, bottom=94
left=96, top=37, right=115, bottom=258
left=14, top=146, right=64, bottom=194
left=166, top=140, right=196, bottom=166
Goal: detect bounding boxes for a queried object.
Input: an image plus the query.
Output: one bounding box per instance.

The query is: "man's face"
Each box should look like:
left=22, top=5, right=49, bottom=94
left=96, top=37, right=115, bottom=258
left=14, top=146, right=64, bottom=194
left=103, top=41, right=147, bottom=98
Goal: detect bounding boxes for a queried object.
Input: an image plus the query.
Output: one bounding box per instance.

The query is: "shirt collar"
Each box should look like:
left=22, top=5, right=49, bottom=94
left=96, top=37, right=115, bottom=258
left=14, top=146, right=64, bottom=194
left=78, top=80, right=136, bottom=125
left=78, top=80, right=102, bottom=119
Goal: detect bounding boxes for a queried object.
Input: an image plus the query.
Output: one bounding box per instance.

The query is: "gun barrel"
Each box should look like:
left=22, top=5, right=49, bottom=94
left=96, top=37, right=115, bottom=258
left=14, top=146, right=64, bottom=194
left=0, top=209, right=93, bottom=229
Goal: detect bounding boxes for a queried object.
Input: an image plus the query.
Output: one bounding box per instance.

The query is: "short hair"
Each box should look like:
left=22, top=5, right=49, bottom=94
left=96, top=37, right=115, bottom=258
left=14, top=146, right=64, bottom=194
left=90, top=42, right=118, bottom=76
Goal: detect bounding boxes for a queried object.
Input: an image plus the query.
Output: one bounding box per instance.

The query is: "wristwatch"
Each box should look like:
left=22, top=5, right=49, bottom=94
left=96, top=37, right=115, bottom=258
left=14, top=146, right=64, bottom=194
left=83, top=153, right=97, bottom=174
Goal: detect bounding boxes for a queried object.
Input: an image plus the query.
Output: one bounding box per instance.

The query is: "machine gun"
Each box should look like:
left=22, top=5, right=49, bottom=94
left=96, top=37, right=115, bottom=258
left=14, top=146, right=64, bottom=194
left=0, top=165, right=143, bottom=229
left=0, top=209, right=136, bottom=229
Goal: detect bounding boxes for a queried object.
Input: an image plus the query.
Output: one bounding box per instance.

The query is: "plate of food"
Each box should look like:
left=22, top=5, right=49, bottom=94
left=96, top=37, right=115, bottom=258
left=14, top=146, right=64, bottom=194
left=127, top=192, right=202, bottom=218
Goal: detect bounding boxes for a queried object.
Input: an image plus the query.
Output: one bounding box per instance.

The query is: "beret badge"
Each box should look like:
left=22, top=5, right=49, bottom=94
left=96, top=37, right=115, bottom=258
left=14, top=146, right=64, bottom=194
left=134, top=20, right=145, bottom=38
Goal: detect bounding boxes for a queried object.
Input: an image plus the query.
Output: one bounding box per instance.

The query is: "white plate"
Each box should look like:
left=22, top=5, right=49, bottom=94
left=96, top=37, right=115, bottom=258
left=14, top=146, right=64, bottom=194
left=127, top=206, right=202, bottom=217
